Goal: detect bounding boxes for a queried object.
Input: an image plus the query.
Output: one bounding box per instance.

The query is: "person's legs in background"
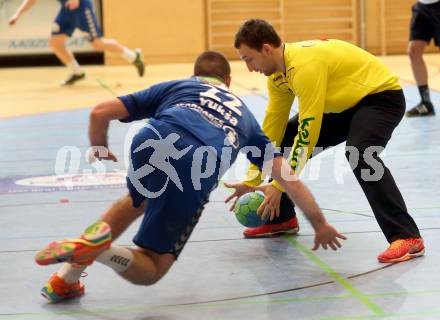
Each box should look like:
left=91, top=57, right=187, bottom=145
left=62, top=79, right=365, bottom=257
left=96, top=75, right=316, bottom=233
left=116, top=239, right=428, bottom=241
left=50, top=0, right=145, bottom=86
left=407, top=39, right=435, bottom=116
left=50, top=4, right=87, bottom=85
left=406, top=2, right=437, bottom=117
left=49, top=33, right=86, bottom=85
left=91, top=38, right=145, bottom=77
left=82, top=1, right=145, bottom=77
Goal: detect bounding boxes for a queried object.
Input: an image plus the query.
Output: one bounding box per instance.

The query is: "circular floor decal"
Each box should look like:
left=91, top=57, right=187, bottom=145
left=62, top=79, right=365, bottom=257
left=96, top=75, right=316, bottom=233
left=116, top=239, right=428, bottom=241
left=0, top=171, right=127, bottom=194
left=15, top=171, right=127, bottom=187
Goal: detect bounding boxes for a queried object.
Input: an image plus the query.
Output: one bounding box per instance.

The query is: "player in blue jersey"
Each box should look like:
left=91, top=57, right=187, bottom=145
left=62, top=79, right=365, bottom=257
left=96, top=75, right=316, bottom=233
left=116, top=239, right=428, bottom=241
left=33, top=51, right=345, bottom=303
left=9, top=0, right=144, bottom=85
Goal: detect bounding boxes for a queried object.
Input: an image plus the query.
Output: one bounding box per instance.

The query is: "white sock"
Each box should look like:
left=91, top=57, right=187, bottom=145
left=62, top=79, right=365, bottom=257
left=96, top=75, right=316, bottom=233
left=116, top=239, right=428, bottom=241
left=67, top=59, right=82, bottom=75
left=57, top=263, right=87, bottom=284
left=96, top=246, right=134, bottom=273
left=121, top=47, right=136, bottom=63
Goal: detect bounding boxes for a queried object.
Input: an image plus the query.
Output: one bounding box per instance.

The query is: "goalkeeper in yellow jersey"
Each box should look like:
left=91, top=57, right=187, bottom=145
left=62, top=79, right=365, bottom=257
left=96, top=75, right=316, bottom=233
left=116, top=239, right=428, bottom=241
left=228, top=19, right=424, bottom=263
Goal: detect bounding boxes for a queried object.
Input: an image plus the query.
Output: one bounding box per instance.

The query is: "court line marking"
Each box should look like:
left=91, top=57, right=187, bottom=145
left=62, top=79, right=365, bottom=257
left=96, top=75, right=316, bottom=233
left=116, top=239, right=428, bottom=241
left=1, top=221, right=440, bottom=243
left=96, top=78, right=118, bottom=97
left=285, top=235, right=386, bottom=316
left=320, top=308, right=440, bottom=320
left=1, top=289, right=440, bottom=319
left=0, top=237, right=437, bottom=318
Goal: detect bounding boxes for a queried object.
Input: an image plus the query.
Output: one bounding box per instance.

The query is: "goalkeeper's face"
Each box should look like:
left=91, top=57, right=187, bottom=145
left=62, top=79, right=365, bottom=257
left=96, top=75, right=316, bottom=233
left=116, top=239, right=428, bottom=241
left=238, top=44, right=278, bottom=77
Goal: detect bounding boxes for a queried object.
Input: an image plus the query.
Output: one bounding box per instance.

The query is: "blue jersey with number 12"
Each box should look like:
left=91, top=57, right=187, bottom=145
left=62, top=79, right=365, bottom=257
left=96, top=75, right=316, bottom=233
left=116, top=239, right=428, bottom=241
left=118, top=76, right=279, bottom=169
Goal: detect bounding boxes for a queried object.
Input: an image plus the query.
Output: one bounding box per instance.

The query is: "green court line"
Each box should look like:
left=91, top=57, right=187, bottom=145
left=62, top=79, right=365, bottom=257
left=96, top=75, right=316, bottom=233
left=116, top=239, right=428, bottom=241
left=285, top=235, right=386, bottom=317
left=369, top=288, right=440, bottom=298
left=96, top=79, right=118, bottom=97
left=1, top=289, right=440, bottom=319
left=320, top=308, right=440, bottom=320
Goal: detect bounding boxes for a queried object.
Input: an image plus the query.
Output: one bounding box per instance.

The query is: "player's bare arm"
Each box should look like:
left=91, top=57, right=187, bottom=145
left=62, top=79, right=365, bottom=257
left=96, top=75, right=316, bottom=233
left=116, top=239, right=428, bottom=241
left=88, top=98, right=129, bottom=162
left=267, top=156, right=347, bottom=251
left=8, top=0, right=37, bottom=25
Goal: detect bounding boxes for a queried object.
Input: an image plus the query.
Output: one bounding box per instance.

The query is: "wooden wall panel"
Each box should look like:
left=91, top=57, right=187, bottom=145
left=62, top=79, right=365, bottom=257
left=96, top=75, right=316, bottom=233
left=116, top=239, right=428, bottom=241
left=381, top=0, right=412, bottom=54
left=103, top=0, right=206, bottom=65
left=207, top=0, right=283, bottom=59
left=366, top=0, right=437, bottom=55
left=283, top=0, right=358, bottom=44
left=102, top=1, right=439, bottom=65
left=207, top=0, right=358, bottom=60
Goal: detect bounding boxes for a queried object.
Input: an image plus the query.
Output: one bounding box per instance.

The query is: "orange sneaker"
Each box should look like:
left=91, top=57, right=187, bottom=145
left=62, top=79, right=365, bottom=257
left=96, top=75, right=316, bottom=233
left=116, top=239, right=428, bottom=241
left=41, top=273, right=85, bottom=303
left=35, top=221, right=111, bottom=266
left=243, top=217, right=299, bottom=238
left=377, top=238, right=425, bottom=263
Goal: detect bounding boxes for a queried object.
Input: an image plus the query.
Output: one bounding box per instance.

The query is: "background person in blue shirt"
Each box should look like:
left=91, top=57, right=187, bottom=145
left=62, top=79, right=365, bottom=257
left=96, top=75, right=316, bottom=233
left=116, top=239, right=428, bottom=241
left=9, top=0, right=144, bottom=85
left=34, top=51, right=345, bottom=303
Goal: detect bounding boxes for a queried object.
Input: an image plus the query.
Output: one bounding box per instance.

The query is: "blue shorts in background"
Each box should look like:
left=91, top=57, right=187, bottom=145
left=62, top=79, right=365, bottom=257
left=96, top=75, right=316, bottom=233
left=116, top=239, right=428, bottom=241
left=52, top=0, right=102, bottom=40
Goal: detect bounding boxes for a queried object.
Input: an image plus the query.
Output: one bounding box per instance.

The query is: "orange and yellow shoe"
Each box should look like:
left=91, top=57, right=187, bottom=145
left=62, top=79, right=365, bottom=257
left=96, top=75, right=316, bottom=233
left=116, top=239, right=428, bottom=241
left=243, top=217, right=299, bottom=238
left=41, top=273, right=85, bottom=303
left=377, top=238, right=425, bottom=263
left=35, top=221, right=111, bottom=266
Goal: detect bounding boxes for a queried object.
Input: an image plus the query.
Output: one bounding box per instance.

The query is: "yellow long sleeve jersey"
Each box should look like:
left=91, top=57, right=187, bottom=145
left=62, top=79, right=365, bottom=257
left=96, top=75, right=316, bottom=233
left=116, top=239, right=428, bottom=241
left=244, top=39, right=401, bottom=191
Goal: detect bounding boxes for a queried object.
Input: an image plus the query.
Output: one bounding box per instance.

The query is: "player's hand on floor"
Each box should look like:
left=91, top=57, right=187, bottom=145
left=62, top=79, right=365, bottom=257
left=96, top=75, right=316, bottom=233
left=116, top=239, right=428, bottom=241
left=224, top=182, right=255, bottom=211
left=312, top=223, right=347, bottom=251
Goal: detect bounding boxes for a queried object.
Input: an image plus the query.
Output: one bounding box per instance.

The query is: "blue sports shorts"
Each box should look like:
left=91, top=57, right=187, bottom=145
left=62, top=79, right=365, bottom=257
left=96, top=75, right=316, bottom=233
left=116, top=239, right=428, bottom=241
left=127, top=119, right=220, bottom=258
left=52, top=0, right=102, bottom=40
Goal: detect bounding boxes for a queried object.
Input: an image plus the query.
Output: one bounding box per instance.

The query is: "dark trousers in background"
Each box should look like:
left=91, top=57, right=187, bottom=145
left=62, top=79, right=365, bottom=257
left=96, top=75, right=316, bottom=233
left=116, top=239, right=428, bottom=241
left=269, top=90, right=421, bottom=243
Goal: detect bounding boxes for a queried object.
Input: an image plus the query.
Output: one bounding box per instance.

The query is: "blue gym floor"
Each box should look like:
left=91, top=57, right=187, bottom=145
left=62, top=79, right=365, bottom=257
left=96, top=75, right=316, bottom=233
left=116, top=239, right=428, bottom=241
left=0, top=86, right=439, bottom=320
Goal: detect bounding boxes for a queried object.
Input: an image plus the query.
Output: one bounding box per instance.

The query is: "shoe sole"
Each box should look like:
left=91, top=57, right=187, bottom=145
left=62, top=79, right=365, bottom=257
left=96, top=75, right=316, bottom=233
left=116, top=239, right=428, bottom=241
left=405, top=113, right=435, bottom=117
left=35, top=222, right=111, bottom=265
left=244, top=227, right=299, bottom=239
left=61, top=74, right=86, bottom=86
left=378, top=248, right=425, bottom=263
left=83, top=221, right=111, bottom=243
left=134, top=48, right=145, bottom=77
left=41, top=284, right=84, bottom=303
left=35, top=239, right=110, bottom=265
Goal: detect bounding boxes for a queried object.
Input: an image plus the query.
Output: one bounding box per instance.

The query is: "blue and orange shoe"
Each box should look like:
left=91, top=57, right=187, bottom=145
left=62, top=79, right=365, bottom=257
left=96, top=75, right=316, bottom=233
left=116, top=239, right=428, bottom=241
left=35, top=221, right=112, bottom=266
left=41, top=273, right=85, bottom=303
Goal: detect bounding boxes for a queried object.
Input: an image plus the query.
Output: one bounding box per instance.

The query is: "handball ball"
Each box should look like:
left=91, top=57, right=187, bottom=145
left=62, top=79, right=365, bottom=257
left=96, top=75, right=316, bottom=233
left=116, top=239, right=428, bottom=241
left=234, top=192, right=268, bottom=227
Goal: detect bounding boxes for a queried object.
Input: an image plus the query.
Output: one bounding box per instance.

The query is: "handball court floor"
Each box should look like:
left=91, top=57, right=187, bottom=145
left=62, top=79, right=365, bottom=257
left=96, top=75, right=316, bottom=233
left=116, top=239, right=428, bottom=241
left=1, top=56, right=440, bottom=320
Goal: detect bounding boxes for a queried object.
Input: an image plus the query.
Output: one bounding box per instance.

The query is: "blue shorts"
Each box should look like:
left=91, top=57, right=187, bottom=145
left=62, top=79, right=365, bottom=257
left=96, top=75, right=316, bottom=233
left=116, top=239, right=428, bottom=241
left=52, top=0, right=102, bottom=40
left=127, top=119, right=220, bottom=258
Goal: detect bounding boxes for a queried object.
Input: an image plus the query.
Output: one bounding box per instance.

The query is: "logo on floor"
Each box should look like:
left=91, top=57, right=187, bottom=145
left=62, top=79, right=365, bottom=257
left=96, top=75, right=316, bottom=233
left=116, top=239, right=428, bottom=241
left=0, top=171, right=127, bottom=194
